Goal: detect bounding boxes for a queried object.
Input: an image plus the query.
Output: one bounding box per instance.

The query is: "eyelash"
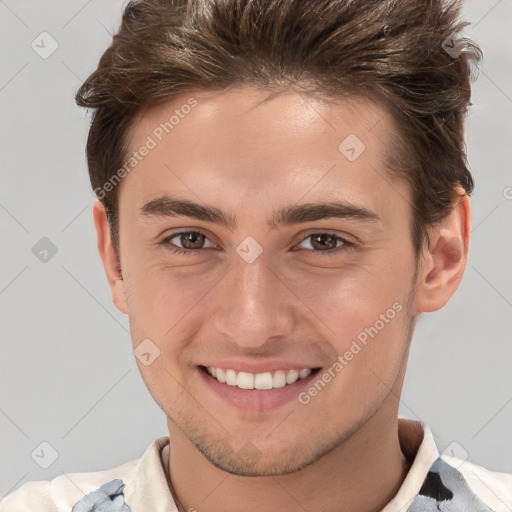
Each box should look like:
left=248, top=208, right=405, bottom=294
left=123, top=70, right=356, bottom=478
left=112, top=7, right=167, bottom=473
left=160, top=230, right=355, bottom=258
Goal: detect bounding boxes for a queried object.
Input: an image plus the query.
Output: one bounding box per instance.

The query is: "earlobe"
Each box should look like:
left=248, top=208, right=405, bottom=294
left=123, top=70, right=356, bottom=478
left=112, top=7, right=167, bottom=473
left=92, top=201, right=128, bottom=314
left=415, top=189, right=471, bottom=313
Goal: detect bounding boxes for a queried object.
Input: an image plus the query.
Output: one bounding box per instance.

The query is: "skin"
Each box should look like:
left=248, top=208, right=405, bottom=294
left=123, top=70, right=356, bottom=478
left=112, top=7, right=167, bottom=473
left=93, top=86, right=470, bottom=512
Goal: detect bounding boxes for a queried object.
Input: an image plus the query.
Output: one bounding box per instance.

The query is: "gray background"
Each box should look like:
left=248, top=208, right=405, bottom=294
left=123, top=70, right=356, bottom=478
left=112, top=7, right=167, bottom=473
left=0, top=0, right=511, bottom=497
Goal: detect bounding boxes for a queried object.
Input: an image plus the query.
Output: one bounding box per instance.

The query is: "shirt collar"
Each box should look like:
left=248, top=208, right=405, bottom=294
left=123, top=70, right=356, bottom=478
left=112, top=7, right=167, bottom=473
left=123, top=435, right=177, bottom=512
left=381, top=418, right=440, bottom=511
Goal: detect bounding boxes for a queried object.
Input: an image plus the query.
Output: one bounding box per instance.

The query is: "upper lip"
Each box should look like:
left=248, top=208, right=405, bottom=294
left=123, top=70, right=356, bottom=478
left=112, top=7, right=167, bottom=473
left=199, top=360, right=322, bottom=374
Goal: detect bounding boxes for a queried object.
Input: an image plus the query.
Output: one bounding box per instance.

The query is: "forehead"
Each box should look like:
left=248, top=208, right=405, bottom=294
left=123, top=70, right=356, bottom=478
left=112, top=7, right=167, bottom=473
left=129, top=87, right=392, bottom=154
left=119, top=86, right=408, bottom=225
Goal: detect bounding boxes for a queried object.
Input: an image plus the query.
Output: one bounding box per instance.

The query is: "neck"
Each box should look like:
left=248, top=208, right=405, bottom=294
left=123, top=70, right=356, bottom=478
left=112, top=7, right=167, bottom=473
left=166, top=404, right=410, bottom=512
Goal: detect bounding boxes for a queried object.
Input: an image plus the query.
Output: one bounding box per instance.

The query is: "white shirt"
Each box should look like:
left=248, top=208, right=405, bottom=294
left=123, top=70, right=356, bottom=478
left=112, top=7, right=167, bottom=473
left=1, top=418, right=511, bottom=511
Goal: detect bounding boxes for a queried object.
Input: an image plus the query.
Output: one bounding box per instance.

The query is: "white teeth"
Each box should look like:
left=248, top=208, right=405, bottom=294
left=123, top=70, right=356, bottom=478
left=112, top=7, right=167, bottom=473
left=237, top=371, right=255, bottom=389
left=299, top=368, right=312, bottom=379
left=286, top=369, right=299, bottom=385
left=205, top=366, right=315, bottom=390
left=254, top=372, right=273, bottom=390
left=216, top=368, right=226, bottom=383
left=225, top=369, right=237, bottom=386
left=272, top=370, right=286, bottom=388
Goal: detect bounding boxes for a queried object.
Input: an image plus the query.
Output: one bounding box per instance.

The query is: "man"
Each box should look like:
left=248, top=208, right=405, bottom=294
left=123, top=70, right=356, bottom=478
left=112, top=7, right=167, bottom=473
left=1, top=0, right=511, bottom=511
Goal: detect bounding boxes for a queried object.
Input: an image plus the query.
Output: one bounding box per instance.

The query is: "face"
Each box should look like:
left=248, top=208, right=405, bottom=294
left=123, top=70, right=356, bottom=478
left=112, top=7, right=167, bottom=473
left=112, top=87, right=421, bottom=476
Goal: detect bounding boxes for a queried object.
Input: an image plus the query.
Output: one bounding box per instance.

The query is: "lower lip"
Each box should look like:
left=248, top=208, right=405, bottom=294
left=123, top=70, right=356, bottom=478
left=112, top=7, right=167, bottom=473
left=197, top=366, right=321, bottom=412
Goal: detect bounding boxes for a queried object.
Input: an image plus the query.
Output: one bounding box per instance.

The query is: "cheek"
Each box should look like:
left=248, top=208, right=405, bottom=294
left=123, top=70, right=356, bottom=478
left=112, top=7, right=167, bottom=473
left=285, top=259, right=410, bottom=329
left=286, top=263, right=413, bottom=385
left=124, top=264, right=207, bottom=399
left=302, top=282, right=410, bottom=418
left=123, top=261, right=220, bottom=346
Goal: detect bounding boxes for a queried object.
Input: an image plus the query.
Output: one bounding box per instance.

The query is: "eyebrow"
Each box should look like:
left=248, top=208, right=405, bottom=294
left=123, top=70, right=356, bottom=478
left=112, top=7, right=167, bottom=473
left=140, top=195, right=380, bottom=230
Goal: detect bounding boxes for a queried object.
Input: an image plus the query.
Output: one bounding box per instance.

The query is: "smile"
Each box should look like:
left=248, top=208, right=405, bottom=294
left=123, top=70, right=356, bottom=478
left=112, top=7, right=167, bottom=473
left=203, top=366, right=317, bottom=390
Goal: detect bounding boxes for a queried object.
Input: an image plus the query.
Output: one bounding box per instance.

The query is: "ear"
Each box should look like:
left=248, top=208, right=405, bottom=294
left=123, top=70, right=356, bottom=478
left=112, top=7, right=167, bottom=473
left=92, top=201, right=128, bottom=314
left=415, top=188, right=471, bottom=313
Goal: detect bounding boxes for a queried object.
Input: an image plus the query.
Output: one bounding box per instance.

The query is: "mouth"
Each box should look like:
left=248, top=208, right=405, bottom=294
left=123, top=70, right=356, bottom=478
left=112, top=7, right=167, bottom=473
left=197, top=365, right=322, bottom=411
left=200, top=365, right=321, bottom=389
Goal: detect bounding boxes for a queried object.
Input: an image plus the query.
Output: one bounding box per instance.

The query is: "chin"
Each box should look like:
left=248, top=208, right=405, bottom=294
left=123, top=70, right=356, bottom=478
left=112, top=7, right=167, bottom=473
left=191, top=433, right=325, bottom=477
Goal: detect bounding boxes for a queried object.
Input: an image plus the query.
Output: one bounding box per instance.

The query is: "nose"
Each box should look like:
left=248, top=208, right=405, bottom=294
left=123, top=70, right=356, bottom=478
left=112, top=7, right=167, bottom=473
left=212, top=253, right=295, bottom=348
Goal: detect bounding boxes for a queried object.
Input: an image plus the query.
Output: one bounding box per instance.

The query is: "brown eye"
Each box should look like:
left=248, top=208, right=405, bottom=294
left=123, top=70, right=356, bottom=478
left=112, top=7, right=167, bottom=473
left=161, top=230, right=215, bottom=255
left=296, top=232, right=355, bottom=258
left=308, top=233, right=339, bottom=251
left=178, top=231, right=206, bottom=250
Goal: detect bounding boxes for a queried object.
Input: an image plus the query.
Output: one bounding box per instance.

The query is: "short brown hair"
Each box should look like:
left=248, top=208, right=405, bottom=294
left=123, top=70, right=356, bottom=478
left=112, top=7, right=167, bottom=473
left=75, top=0, right=481, bottom=257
